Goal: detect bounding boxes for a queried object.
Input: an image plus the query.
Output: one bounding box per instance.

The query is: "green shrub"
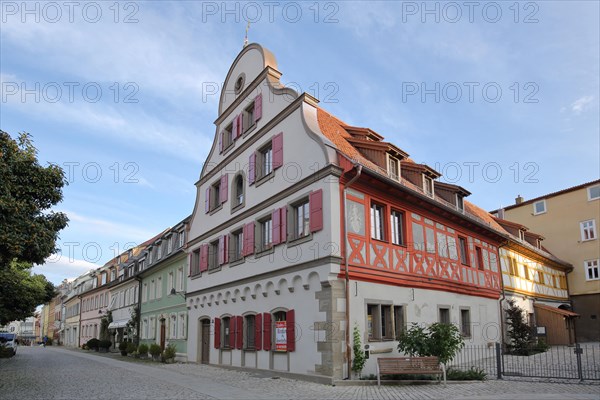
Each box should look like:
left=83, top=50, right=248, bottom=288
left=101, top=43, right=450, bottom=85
left=126, top=342, right=137, bottom=354
left=351, top=324, right=366, bottom=374
left=447, top=367, right=487, bottom=381
left=98, top=340, right=112, bottom=350
left=397, top=322, right=464, bottom=365
left=118, top=342, right=128, bottom=352
left=162, top=344, right=177, bottom=363
left=138, top=343, right=149, bottom=356
left=149, top=343, right=161, bottom=359
left=86, top=338, right=100, bottom=350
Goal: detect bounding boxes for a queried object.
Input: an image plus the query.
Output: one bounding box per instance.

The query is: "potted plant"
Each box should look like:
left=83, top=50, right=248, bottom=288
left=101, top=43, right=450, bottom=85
left=86, top=338, right=100, bottom=351
left=138, top=343, right=149, bottom=359
left=118, top=342, right=128, bottom=356
left=161, top=344, right=177, bottom=363
left=149, top=343, right=161, bottom=361
left=126, top=342, right=137, bottom=356
left=98, top=340, right=112, bottom=353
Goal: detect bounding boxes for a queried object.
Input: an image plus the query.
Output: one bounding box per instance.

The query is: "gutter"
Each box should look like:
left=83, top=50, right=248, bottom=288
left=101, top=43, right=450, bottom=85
left=497, top=240, right=510, bottom=346
left=342, top=162, right=363, bottom=380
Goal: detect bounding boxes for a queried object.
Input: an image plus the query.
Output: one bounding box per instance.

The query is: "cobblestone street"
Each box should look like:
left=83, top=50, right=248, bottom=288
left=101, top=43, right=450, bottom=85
left=1, top=346, right=599, bottom=399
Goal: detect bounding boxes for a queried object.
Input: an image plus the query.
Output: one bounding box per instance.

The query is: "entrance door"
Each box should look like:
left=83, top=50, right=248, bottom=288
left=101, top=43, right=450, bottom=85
left=201, top=319, right=210, bottom=364
left=160, top=319, right=166, bottom=350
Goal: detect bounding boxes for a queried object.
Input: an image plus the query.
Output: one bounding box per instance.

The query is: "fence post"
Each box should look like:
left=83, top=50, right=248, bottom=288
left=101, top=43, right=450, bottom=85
left=495, top=342, right=502, bottom=380
left=575, top=343, right=584, bottom=382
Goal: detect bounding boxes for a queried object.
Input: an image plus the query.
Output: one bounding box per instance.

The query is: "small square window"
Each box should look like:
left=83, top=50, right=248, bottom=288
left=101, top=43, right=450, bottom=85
left=533, top=200, right=546, bottom=215
left=588, top=185, right=600, bottom=201
left=585, top=259, right=599, bottom=281
left=439, top=307, right=450, bottom=325
left=580, top=220, right=597, bottom=241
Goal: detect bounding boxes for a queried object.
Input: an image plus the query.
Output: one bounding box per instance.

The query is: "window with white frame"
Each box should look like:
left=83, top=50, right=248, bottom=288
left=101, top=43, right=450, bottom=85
left=210, top=179, right=221, bottom=211
left=233, top=174, right=245, bottom=208
left=157, top=242, right=163, bottom=259
left=178, top=313, right=186, bottom=339
left=231, top=229, right=244, bottom=262
left=208, top=240, right=220, bottom=270
left=178, top=231, right=185, bottom=248
left=293, top=199, right=310, bottom=239
left=588, top=185, right=600, bottom=201
left=167, top=235, right=173, bottom=253
left=390, top=210, right=405, bottom=245
left=439, top=307, right=451, bottom=324
left=156, top=276, right=162, bottom=299
left=142, top=283, right=148, bottom=302
left=258, top=142, right=273, bottom=179
left=370, top=203, right=385, bottom=241
left=168, top=271, right=174, bottom=292
left=149, top=316, right=156, bottom=339
left=580, top=220, right=597, bottom=241
left=424, top=176, right=434, bottom=197
left=222, top=123, right=234, bottom=150
left=388, top=156, right=399, bottom=180
left=244, top=314, right=256, bottom=349
left=244, top=101, right=255, bottom=132
left=170, top=314, right=177, bottom=339
left=258, top=216, right=272, bottom=252
left=585, top=259, right=599, bottom=281
left=177, top=268, right=184, bottom=292
left=142, top=318, right=148, bottom=339
left=149, top=280, right=155, bottom=301
left=533, top=200, right=546, bottom=215
left=456, top=195, right=464, bottom=212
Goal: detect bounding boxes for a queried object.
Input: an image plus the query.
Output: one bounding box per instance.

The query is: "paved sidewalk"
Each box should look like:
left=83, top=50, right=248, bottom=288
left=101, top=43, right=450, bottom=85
left=2, top=346, right=599, bottom=399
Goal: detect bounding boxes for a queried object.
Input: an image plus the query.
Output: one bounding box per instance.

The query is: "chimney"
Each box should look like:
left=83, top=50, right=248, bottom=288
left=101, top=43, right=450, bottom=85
left=515, top=195, right=524, bottom=204
left=497, top=208, right=505, bottom=219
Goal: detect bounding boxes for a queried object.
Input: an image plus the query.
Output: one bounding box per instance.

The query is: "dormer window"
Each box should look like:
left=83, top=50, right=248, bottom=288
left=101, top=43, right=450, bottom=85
left=533, top=200, right=546, bottom=215
left=156, top=242, right=162, bottom=259
left=518, top=230, right=525, bottom=241
left=424, top=176, right=434, bottom=197
left=388, top=156, right=400, bottom=181
left=456, top=195, right=464, bottom=212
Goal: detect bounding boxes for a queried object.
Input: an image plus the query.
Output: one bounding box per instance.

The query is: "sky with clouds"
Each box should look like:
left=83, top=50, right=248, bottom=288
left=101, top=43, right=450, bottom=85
left=1, top=1, right=598, bottom=284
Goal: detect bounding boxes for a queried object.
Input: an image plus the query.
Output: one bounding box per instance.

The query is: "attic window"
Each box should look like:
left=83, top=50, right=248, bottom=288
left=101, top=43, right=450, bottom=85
left=423, top=176, right=434, bottom=197
left=388, top=156, right=400, bottom=181
left=456, top=194, right=464, bottom=212
left=234, top=74, right=245, bottom=94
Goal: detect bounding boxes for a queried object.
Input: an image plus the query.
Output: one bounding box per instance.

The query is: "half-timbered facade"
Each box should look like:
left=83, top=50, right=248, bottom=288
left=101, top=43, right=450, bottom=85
left=186, top=43, right=510, bottom=382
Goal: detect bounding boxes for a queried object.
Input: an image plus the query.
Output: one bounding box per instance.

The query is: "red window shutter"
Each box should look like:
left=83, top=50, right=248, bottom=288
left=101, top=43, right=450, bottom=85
left=220, top=174, right=228, bottom=204
left=309, top=189, right=323, bottom=232
left=223, top=234, right=229, bottom=264
left=248, top=153, right=256, bottom=185
left=214, top=318, right=221, bottom=349
left=243, top=222, right=255, bottom=256
left=200, top=244, right=208, bottom=272
left=280, top=206, right=287, bottom=243
left=205, top=187, right=210, bottom=213
left=272, top=208, right=281, bottom=245
left=254, top=94, right=262, bottom=122
left=237, top=113, right=244, bottom=138
left=286, top=309, right=295, bottom=352
left=263, top=313, right=272, bottom=351
left=255, top=313, right=262, bottom=351
left=218, top=236, right=225, bottom=265
left=229, top=318, right=236, bottom=349
left=272, top=132, right=283, bottom=169
left=219, top=130, right=224, bottom=153
left=236, top=316, right=243, bottom=349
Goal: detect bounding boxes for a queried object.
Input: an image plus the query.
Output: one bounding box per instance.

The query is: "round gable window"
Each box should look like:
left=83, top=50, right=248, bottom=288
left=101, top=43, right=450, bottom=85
left=234, top=74, right=245, bottom=94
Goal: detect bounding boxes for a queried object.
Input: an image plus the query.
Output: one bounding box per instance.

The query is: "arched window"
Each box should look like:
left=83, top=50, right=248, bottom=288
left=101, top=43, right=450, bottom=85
left=232, top=173, right=245, bottom=210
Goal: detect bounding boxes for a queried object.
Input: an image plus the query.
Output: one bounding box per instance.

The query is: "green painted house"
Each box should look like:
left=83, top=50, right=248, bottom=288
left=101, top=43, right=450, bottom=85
left=139, top=217, right=190, bottom=361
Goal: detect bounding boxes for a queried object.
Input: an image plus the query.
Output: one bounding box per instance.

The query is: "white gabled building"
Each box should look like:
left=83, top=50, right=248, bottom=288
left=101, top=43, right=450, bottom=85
left=186, top=43, right=343, bottom=382
left=186, top=44, right=508, bottom=383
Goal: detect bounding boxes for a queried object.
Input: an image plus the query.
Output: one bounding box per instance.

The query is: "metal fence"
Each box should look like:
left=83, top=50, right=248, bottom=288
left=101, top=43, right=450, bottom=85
left=447, top=343, right=600, bottom=381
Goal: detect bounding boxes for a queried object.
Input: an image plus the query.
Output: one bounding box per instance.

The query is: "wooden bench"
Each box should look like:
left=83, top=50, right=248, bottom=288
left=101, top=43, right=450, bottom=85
left=376, top=356, right=445, bottom=386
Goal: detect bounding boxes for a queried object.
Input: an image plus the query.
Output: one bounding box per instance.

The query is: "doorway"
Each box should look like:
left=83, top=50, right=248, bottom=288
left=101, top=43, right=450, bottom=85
left=160, top=319, right=166, bottom=350
left=200, top=319, right=210, bottom=364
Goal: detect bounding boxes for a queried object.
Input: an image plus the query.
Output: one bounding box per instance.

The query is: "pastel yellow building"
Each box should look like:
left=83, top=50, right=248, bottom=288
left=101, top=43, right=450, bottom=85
left=495, top=180, right=600, bottom=342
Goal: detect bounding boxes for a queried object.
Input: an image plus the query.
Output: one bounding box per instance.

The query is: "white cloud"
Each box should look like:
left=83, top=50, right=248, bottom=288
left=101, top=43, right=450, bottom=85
left=33, top=257, right=99, bottom=285
left=571, top=95, right=595, bottom=115
left=63, top=210, right=158, bottom=242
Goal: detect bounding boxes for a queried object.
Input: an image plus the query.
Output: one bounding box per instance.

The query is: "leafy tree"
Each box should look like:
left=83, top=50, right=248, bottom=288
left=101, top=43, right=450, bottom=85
left=0, top=260, right=55, bottom=325
left=0, top=131, right=68, bottom=268
left=397, top=322, right=465, bottom=365
left=351, top=324, right=367, bottom=375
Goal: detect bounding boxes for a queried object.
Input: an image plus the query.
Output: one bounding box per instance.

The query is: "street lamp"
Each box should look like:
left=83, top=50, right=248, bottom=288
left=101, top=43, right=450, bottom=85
left=170, top=288, right=185, bottom=298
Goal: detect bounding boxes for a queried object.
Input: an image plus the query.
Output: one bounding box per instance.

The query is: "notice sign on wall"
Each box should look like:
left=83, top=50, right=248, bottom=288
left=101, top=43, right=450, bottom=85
left=275, top=321, right=287, bottom=351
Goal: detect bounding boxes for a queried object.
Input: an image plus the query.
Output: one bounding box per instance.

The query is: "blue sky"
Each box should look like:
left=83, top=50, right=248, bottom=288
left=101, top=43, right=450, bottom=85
left=1, top=1, right=598, bottom=284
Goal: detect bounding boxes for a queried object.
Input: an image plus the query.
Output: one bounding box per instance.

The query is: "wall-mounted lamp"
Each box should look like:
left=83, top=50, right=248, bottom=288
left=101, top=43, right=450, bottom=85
left=170, top=288, right=186, bottom=298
